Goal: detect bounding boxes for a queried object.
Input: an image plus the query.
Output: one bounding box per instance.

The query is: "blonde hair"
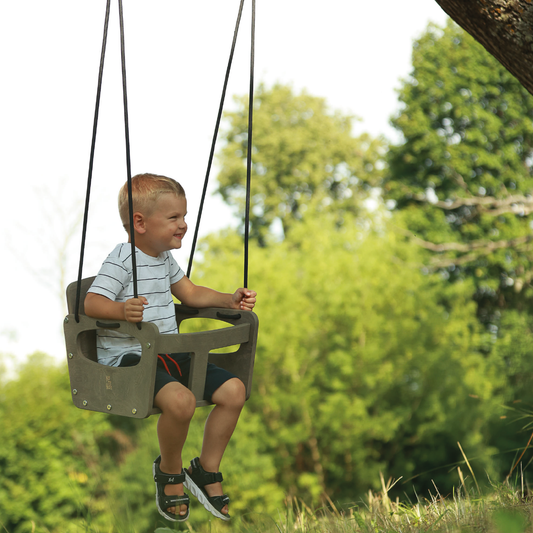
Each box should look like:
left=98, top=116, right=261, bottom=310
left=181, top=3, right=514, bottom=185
left=118, top=173, right=186, bottom=230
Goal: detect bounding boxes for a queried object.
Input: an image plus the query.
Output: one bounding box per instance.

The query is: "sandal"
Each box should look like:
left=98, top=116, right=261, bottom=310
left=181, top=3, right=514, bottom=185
left=153, top=456, right=190, bottom=522
left=183, top=457, right=231, bottom=521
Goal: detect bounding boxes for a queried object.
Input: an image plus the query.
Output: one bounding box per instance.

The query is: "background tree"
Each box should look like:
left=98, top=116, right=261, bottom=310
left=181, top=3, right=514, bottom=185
left=386, top=20, right=533, bottom=323
left=216, top=83, right=386, bottom=245
left=196, top=213, right=503, bottom=503
left=385, top=20, right=533, bottom=479
left=435, top=0, right=533, bottom=96
left=485, top=310, right=533, bottom=478
left=0, top=354, right=115, bottom=533
left=0, top=353, right=284, bottom=532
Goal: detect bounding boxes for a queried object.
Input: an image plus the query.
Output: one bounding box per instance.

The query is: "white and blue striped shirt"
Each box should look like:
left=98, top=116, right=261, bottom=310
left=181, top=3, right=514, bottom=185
left=88, top=243, right=185, bottom=366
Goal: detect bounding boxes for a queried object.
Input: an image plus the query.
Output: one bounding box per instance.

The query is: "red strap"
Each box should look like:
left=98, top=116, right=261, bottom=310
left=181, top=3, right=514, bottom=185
left=158, top=354, right=182, bottom=377
left=164, top=354, right=183, bottom=377
left=157, top=355, right=171, bottom=375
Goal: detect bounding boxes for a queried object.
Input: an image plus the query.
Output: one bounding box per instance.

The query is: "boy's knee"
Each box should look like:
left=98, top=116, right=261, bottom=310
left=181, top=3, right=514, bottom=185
left=215, top=378, right=246, bottom=408
left=158, top=385, right=196, bottom=420
left=178, top=388, right=197, bottom=418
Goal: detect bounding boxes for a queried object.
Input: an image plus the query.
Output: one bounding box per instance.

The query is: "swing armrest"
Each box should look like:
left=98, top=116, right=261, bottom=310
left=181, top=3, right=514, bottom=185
left=64, top=314, right=161, bottom=418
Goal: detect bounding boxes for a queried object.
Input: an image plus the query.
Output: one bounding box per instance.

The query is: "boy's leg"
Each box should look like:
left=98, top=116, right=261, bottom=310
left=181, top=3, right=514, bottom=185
left=193, top=377, right=246, bottom=514
left=154, top=381, right=196, bottom=517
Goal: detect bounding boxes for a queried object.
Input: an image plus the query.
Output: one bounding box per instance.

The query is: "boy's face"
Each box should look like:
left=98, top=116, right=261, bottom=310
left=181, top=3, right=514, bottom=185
left=139, top=193, right=187, bottom=257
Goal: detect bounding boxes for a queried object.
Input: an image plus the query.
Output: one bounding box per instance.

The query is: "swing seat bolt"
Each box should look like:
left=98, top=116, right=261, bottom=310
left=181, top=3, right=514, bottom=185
left=64, top=317, right=69, bottom=324
left=83, top=400, right=88, bottom=406
left=146, top=343, right=151, bottom=349
left=68, top=353, right=74, bottom=359
left=73, top=389, right=78, bottom=395
left=107, top=405, right=112, bottom=411
left=132, top=408, right=137, bottom=415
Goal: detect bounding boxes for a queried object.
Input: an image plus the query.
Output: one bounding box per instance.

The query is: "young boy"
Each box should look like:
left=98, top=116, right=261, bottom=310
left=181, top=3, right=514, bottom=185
left=84, top=173, right=257, bottom=522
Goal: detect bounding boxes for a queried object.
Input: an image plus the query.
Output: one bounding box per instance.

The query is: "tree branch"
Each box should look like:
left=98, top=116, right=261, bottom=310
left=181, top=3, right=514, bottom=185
left=395, top=226, right=533, bottom=268
left=435, top=0, right=533, bottom=96
left=413, top=192, right=533, bottom=216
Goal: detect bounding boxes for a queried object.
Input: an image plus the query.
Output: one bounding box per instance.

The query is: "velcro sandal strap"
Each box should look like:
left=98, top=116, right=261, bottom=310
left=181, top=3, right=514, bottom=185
left=215, top=494, right=230, bottom=506
left=203, top=471, right=223, bottom=484
left=207, top=494, right=230, bottom=513
left=153, top=456, right=186, bottom=484
left=160, top=493, right=190, bottom=509
left=190, top=457, right=223, bottom=485
left=154, top=471, right=185, bottom=484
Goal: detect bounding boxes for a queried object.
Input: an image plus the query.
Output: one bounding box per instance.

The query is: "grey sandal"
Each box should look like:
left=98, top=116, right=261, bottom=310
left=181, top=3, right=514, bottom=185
left=153, top=456, right=190, bottom=522
left=184, top=457, right=230, bottom=521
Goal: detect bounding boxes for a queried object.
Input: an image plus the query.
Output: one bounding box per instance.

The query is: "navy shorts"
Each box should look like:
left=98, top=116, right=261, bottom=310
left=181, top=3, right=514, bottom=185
left=118, top=352, right=237, bottom=403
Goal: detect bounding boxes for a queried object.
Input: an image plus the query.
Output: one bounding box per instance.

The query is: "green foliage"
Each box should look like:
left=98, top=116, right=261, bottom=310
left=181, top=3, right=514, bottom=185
left=382, top=20, right=533, bottom=487
left=195, top=211, right=502, bottom=503
left=0, top=220, right=514, bottom=529
left=0, top=353, right=114, bottom=533
left=0, top=216, right=501, bottom=531
left=216, top=83, right=386, bottom=244
left=0, top=354, right=283, bottom=532
left=386, top=20, right=533, bottom=319
left=493, top=509, right=527, bottom=533
left=482, top=310, right=533, bottom=478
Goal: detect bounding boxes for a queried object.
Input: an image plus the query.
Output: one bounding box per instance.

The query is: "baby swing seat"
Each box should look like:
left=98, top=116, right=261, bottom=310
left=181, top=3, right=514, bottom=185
left=64, top=277, right=258, bottom=419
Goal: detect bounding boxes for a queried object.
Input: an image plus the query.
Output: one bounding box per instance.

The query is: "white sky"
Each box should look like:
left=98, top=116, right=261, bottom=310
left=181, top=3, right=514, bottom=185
left=0, top=0, right=448, bottom=365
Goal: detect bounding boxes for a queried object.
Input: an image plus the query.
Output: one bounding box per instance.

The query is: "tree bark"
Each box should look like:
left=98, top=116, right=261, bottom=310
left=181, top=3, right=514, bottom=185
left=434, top=0, right=533, bottom=96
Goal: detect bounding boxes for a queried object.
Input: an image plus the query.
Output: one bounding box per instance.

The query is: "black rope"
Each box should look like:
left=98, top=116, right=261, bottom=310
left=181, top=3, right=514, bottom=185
left=118, top=0, right=141, bottom=329
left=75, top=0, right=254, bottom=318
left=244, top=0, right=256, bottom=289
left=187, top=0, right=246, bottom=280
left=74, top=0, right=111, bottom=322
left=118, top=1, right=138, bottom=292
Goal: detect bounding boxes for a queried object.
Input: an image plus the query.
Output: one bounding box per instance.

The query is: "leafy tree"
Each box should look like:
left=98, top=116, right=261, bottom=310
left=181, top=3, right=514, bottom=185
left=0, top=353, right=115, bottom=533
left=216, top=83, right=386, bottom=244
left=385, top=19, right=533, bottom=488
left=0, top=221, right=508, bottom=530
left=0, top=351, right=285, bottom=533
left=195, top=211, right=503, bottom=503
left=386, top=20, right=533, bottom=322
left=485, top=311, right=533, bottom=478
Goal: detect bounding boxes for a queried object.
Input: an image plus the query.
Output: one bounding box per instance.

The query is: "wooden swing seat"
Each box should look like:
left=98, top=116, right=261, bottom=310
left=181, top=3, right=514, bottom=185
left=64, top=277, right=258, bottom=419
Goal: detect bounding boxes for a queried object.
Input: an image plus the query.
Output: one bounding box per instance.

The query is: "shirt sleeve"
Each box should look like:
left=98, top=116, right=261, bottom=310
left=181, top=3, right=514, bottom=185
left=88, top=245, right=132, bottom=301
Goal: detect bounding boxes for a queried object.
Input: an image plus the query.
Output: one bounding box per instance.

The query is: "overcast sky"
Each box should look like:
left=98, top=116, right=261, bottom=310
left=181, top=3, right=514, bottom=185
left=0, top=1, right=448, bottom=364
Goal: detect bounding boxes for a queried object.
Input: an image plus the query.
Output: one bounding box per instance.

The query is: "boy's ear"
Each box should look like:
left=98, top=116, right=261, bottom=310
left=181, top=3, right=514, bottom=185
left=132, top=212, right=147, bottom=234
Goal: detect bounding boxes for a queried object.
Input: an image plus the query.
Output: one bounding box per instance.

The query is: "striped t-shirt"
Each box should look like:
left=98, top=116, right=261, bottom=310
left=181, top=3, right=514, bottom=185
left=87, top=243, right=185, bottom=366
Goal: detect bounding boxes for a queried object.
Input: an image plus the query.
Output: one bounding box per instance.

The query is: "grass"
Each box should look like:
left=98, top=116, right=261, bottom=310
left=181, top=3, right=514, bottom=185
left=228, top=476, right=533, bottom=533
left=146, top=473, right=533, bottom=533
left=4, top=473, right=533, bottom=533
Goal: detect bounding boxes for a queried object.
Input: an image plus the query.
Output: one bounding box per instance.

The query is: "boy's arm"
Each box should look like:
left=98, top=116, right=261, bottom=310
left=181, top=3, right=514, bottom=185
left=171, top=276, right=256, bottom=311
left=85, top=292, right=148, bottom=323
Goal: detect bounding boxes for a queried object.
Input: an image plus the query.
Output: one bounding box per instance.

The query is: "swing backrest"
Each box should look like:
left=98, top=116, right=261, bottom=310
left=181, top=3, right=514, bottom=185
left=64, top=277, right=258, bottom=419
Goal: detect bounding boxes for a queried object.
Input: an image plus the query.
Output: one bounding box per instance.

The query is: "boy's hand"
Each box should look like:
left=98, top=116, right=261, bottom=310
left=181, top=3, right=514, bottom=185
left=124, top=297, right=148, bottom=322
left=232, top=289, right=257, bottom=311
